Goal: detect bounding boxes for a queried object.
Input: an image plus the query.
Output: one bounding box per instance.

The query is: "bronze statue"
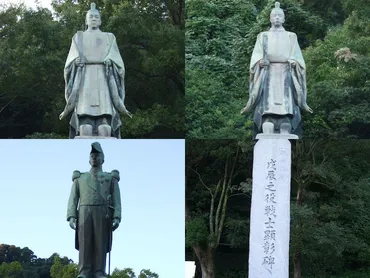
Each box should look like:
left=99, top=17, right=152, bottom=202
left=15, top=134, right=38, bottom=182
left=241, top=2, right=312, bottom=138
left=67, top=142, right=121, bottom=278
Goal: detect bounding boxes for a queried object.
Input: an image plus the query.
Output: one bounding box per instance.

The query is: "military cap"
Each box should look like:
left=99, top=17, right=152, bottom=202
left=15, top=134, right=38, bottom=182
left=91, top=142, right=104, bottom=155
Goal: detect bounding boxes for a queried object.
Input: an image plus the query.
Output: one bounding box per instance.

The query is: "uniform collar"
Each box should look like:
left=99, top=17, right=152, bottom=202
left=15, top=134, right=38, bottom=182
left=90, top=167, right=102, bottom=175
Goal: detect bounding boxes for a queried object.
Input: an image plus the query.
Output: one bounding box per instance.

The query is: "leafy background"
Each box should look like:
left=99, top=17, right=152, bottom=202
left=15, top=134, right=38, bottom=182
left=0, top=244, right=159, bottom=278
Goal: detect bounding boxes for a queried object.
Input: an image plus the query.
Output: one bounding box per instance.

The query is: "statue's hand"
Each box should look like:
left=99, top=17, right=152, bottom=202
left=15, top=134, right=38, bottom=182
left=69, top=217, right=77, bottom=230
left=259, top=59, right=270, bottom=68
left=59, top=111, right=65, bottom=120
left=104, top=59, right=112, bottom=67
left=75, top=57, right=84, bottom=67
left=112, top=218, right=120, bottom=231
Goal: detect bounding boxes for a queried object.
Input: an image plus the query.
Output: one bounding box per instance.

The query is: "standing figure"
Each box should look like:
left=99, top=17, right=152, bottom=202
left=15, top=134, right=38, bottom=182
left=241, top=2, right=312, bottom=138
left=67, top=142, right=121, bottom=278
left=59, top=3, right=132, bottom=139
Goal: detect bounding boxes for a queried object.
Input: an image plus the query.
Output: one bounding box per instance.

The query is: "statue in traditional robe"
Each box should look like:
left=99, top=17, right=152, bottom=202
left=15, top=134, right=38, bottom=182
left=241, top=2, right=312, bottom=138
left=59, top=3, right=132, bottom=139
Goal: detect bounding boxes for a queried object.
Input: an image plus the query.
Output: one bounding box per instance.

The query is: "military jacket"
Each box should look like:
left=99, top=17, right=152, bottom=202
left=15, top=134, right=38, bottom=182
left=67, top=169, right=121, bottom=221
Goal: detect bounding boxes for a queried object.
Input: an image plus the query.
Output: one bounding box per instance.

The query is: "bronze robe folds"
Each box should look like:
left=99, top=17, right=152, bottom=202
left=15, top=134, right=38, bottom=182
left=63, top=30, right=127, bottom=138
left=246, top=28, right=310, bottom=136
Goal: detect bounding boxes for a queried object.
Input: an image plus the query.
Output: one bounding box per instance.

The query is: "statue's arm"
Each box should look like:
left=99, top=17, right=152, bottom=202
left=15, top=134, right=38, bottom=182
left=111, top=170, right=122, bottom=221
left=240, top=33, right=265, bottom=115
left=250, top=33, right=265, bottom=71
left=288, top=33, right=305, bottom=69
left=65, top=34, right=80, bottom=70
left=66, top=171, right=80, bottom=221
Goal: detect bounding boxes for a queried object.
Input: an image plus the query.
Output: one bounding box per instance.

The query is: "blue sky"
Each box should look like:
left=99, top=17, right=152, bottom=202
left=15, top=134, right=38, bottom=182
left=0, top=139, right=185, bottom=278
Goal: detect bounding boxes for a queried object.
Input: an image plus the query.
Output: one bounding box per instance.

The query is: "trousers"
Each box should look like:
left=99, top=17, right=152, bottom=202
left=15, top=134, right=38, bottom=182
left=77, top=205, right=110, bottom=278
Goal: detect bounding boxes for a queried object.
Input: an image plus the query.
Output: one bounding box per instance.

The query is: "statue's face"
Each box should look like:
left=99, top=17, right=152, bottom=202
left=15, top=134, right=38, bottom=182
left=270, top=11, right=285, bottom=27
left=86, top=10, right=101, bottom=29
left=89, top=152, right=104, bottom=167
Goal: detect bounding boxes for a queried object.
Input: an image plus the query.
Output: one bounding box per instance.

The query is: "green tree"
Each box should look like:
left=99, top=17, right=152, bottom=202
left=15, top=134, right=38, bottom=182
left=185, top=0, right=257, bottom=139
left=186, top=140, right=253, bottom=277
left=50, top=255, right=78, bottom=278
left=303, top=1, right=370, bottom=138
left=0, top=261, right=23, bottom=278
left=111, top=268, right=159, bottom=278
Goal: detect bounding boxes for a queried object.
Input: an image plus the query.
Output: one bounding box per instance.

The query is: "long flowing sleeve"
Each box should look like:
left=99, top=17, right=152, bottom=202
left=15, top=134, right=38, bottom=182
left=244, top=32, right=267, bottom=113
left=289, top=33, right=309, bottom=109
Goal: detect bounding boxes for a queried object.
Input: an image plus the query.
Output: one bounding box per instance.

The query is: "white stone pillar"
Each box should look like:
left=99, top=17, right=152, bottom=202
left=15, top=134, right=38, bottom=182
left=248, top=138, right=291, bottom=278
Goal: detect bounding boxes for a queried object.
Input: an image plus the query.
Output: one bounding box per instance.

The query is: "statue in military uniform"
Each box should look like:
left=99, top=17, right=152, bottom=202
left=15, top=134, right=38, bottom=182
left=59, top=3, right=132, bottom=139
left=67, top=142, right=121, bottom=278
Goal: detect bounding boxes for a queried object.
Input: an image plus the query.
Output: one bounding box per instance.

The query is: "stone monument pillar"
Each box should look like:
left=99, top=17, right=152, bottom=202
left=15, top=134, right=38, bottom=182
left=59, top=3, right=132, bottom=139
left=248, top=138, right=291, bottom=278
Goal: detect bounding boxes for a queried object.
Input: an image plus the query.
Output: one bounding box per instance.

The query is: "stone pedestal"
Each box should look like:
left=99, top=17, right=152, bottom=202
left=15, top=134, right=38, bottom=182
left=248, top=139, right=291, bottom=278
left=256, top=133, right=298, bottom=140
left=74, top=136, right=117, bottom=139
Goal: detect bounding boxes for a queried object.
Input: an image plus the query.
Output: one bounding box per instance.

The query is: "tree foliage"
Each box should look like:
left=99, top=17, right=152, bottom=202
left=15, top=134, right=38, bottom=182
left=111, top=267, right=159, bottom=278
left=186, top=140, right=253, bottom=277
left=0, top=244, right=159, bottom=278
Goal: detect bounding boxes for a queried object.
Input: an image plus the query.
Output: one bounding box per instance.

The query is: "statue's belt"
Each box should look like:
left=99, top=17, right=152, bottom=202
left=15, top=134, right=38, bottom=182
left=79, top=62, right=111, bottom=65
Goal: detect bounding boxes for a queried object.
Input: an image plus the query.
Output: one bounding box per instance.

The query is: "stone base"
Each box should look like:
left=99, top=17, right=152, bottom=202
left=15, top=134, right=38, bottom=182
left=74, top=136, right=117, bottom=139
left=256, top=133, right=299, bottom=140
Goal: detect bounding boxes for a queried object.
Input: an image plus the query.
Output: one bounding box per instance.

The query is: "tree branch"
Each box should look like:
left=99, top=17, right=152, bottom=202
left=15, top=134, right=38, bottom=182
left=210, top=180, right=221, bottom=235
left=0, top=98, right=15, bottom=114
left=215, top=157, right=229, bottom=244
left=218, top=147, right=239, bottom=243
left=186, top=166, right=212, bottom=196
left=228, top=193, right=249, bottom=199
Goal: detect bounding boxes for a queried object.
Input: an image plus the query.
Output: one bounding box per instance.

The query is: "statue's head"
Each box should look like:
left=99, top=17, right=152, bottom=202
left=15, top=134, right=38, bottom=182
left=270, top=2, right=285, bottom=27
left=89, top=142, right=104, bottom=167
left=86, top=3, right=101, bottom=30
